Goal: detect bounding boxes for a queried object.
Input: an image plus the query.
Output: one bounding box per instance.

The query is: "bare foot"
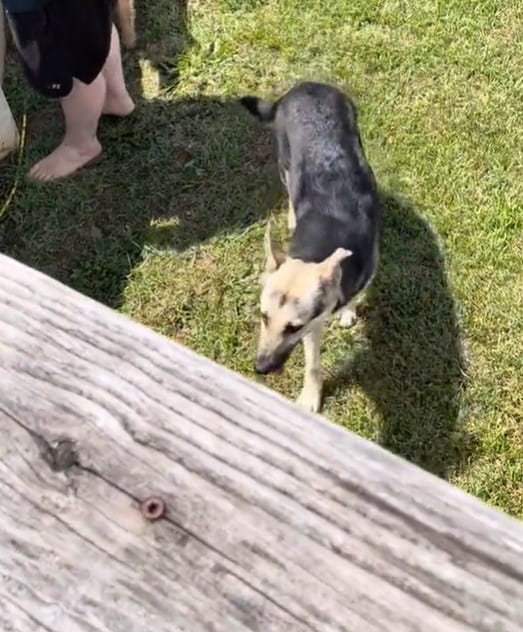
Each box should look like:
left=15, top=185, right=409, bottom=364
left=27, top=138, right=102, bottom=182
left=102, top=92, right=135, bottom=117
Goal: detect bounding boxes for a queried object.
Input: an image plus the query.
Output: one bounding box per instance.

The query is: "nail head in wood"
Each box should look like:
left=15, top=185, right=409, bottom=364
left=140, top=496, right=166, bottom=521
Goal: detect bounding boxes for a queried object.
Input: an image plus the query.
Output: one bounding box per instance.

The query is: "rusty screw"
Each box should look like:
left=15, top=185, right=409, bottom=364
left=140, top=496, right=166, bottom=522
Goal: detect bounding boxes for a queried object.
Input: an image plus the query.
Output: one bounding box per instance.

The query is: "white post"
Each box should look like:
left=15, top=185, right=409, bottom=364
left=0, top=3, right=20, bottom=161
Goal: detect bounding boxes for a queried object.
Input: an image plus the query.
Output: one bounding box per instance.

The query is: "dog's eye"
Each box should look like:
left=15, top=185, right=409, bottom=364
left=261, top=312, right=269, bottom=325
left=284, top=322, right=303, bottom=335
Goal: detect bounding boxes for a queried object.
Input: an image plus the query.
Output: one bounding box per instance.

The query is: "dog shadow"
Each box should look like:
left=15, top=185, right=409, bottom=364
left=0, top=0, right=280, bottom=307
left=324, top=193, right=472, bottom=478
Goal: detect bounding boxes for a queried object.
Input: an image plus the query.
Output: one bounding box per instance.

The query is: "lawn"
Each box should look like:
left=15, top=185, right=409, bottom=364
left=1, top=0, right=522, bottom=517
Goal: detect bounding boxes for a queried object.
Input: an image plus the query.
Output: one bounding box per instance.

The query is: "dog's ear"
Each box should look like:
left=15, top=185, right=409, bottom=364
left=264, top=222, right=286, bottom=272
left=319, top=247, right=352, bottom=282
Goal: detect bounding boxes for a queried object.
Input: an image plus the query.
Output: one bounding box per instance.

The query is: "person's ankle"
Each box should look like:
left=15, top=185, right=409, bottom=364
left=102, top=90, right=135, bottom=116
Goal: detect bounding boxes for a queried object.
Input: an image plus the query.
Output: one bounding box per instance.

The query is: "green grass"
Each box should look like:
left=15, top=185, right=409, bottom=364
left=1, top=0, right=522, bottom=516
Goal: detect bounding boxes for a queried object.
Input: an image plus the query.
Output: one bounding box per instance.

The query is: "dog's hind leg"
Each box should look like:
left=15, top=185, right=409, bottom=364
left=287, top=199, right=296, bottom=231
left=339, top=257, right=379, bottom=327
left=281, top=169, right=296, bottom=231
left=296, top=324, right=323, bottom=413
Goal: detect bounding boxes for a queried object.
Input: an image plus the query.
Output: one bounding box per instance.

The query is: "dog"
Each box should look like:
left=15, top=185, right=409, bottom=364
left=240, top=81, right=381, bottom=413
left=115, top=0, right=136, bottom=49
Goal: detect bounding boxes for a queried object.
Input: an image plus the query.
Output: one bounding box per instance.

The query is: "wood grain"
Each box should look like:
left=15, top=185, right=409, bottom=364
left=0, top=253, right=522, bottom=631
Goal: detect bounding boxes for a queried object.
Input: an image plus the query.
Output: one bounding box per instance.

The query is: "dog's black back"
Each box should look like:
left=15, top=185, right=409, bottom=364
left=240, top=82, right=381, bottom=308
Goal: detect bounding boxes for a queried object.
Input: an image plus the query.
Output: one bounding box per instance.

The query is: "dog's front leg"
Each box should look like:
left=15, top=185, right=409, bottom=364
left=296, top=324, right=323, bottom=413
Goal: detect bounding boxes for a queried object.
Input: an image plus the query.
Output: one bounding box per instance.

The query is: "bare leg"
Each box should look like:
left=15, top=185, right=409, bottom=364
left=27, top=25, right=133, bottom=181
left=296, top=324, right=323, bottom=413
left=102, top=25, right=135, bottom=116
left=28, top=75, right=104, bottom=182
left=115, top=0, right=136, bottom=49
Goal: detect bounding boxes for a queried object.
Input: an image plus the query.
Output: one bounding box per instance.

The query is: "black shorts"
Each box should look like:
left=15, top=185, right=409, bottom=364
left=6, top=0, right=116, bottom=99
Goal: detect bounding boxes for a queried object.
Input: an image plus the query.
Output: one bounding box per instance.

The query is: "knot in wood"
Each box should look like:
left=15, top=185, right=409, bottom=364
left=39, top=437, right=78, bottom=472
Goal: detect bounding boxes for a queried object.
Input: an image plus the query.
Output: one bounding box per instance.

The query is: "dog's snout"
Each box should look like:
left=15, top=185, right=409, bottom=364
left=256, top=356, right=275, bottom=374
left=256, top=346, right=294, bottom=374
left=255, top=355, right=282, bottom=374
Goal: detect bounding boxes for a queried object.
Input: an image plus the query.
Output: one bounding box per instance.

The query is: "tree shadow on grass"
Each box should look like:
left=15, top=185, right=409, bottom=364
left=324, top=193, right=474, bottom=478
left=0, top=0, right=280, bottom=307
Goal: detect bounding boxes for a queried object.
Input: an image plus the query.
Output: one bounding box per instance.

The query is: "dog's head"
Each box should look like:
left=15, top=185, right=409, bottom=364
left=255, top=224, right=352, bottom=374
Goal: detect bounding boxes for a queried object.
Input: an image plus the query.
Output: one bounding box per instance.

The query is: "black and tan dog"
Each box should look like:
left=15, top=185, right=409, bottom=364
left=240, top=81, right=381, bottom=413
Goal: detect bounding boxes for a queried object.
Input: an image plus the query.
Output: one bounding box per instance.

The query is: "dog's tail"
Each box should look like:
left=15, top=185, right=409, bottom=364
left=239, top=96, right=277, bottom=123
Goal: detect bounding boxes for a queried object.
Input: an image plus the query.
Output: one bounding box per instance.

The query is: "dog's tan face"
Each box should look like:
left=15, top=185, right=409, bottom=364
left=255, top=225, right=351, bottom=374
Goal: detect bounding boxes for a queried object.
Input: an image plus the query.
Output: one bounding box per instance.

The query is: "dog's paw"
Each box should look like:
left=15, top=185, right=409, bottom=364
left=339, top=307, right=357, bottom=328
left=296, top=386, right=322, bottom=413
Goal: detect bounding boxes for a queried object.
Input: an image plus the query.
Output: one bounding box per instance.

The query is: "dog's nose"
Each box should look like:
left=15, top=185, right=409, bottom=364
left=255, top=356, right=278, bottom=374
left=255, top=357, right=271, bottom=374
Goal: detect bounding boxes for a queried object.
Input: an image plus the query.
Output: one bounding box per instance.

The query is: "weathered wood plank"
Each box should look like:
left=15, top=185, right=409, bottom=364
left=0, top=253, right=522, bottom=632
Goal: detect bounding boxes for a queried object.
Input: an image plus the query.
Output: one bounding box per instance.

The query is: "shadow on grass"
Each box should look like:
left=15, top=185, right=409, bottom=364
left=325, top=193, right=473, bottom=478
left=0, top=0, right=280, bottom=307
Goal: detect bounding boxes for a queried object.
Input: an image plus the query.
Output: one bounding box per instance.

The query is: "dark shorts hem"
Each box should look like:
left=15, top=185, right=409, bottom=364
left=7, top=0, right=115, bottom=99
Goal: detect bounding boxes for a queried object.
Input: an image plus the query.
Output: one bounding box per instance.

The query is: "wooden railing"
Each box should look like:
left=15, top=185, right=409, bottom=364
left=1, top=253, right=522, bottom=631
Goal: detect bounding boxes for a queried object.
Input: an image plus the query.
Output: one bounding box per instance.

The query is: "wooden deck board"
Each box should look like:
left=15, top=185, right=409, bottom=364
left=1, top=253, right=522, bottom=631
